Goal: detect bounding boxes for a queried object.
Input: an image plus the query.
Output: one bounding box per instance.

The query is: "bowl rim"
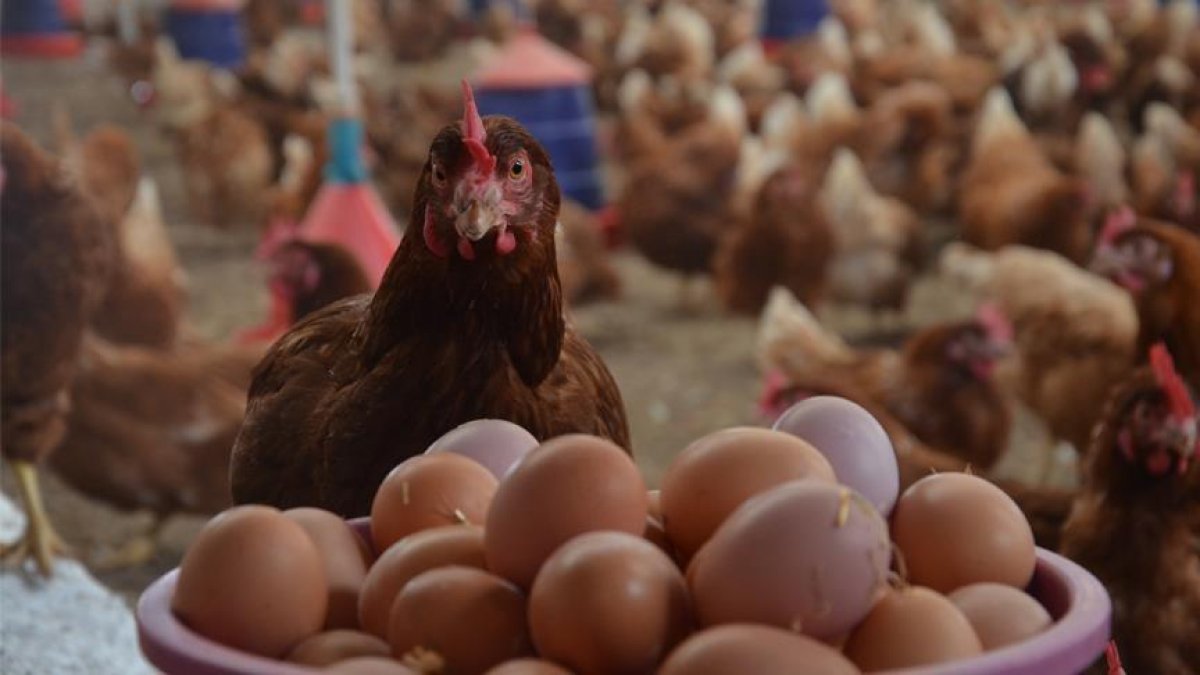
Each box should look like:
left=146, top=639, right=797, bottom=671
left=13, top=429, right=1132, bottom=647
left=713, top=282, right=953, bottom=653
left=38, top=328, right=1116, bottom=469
left=896, top=548, right=1111, bottom=675
left=138, top=535, right=1109, bottom=675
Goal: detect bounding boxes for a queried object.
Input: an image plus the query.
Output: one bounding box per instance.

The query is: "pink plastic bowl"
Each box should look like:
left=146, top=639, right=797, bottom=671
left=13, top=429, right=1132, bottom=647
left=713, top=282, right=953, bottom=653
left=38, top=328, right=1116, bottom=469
left=137, top=519, right=1111, bottom=675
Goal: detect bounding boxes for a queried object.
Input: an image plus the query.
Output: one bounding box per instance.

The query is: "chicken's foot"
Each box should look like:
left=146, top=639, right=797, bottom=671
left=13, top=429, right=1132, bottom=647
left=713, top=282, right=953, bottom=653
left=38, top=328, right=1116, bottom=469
left=0, top=460, right=71, bottom=577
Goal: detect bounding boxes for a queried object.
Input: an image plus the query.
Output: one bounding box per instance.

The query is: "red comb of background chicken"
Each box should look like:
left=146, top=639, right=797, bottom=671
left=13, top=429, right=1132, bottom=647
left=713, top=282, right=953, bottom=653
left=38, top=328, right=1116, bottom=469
left=1099, top=206, right=1136, bottom=245
left=1105, top=642, right=1125, bottom=675
left=1149, top=342, right=1196, bottom=421
left=460, top=80, right=496, bottom=175
left=975, top=302, right=1013, bottom=344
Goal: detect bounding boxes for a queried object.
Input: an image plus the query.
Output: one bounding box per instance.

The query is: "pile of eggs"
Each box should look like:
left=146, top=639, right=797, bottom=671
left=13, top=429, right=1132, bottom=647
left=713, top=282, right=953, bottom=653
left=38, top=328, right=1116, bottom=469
left=170, top=397, right=1052, bottom=674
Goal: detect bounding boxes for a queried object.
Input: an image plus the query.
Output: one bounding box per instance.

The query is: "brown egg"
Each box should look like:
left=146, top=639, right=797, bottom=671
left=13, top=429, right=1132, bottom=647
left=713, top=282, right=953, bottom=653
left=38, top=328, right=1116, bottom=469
left=286, top=630, right=391, bottom=667
left=485, top=435, right=647, bottom=589
left=949, top=583, right=1052, bottom=650
left=891, top=473, right=1036, bottom=593
left=326, top=657, right=419, bottom=674
left=358, top=525, right=486, bottom=639
left=171, top=505, right=327, bottom=657
left=388, top=566, right=532, bottom=675
left=660, top=427, right=835, bottom=560
left=285, top=507, right=373, bottom=629
left=371, top=454, right=497, bottom=552
left=484, top=659, right=574, bottom=675
left=529, top=532, right=692, bottom=675
left=658, top=624, right=860, bottom=675
left=843, top=586, right=983, bottom=671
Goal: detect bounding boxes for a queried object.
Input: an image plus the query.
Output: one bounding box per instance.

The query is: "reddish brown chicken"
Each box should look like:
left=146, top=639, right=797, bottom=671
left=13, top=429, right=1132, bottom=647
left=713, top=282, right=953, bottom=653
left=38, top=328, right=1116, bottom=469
left=0, top=123, right=116, bottom=575
left=714, top=163, right=833, bottom=314
left=959, top=88, right=1093, bottom=264
left=1060, top=345, right=1200, bottom=675
left=268, top=239, right=373, bottom=323
left=1093, top=215, right=1200, bottom=392
left=231, top=85, right=630, bottom=516
left=759, top=289, right=1014, bottom=471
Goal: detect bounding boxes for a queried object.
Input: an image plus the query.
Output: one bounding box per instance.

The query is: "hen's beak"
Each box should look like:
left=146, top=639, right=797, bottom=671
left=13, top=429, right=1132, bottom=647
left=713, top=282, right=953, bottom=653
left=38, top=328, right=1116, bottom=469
left=456, top=196, right=504, bottom=242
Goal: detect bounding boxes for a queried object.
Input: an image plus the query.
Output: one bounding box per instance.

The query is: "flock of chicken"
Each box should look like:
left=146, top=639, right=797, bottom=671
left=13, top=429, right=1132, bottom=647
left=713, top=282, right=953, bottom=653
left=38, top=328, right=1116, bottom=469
left=1, top=0, right=1199, bottom=673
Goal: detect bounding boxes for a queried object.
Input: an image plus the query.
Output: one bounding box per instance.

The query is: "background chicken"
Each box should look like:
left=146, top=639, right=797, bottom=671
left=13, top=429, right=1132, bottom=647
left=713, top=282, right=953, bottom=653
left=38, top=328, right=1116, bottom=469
left=759, top=288, right=1013, bottom=471
left=557, top=200, right=621, bottom=306
left=619, top=85, right=747, bottom=306
left=231, top=88, right=629, bottom=516
left=0, top=123, right=115, bottom=575
left=940, top=241, right=1138, bottom=454
left=958, top=88, right=1092, bottom=264
left=714, top=162, right=833, bottom=314
left=818, top=148, right=924, bottom=310
left=1093, top=215, right=1200, bottom=392
left=1059, top=344, right=1200, bottom=675
left=153, top=46, right=273, bottom=228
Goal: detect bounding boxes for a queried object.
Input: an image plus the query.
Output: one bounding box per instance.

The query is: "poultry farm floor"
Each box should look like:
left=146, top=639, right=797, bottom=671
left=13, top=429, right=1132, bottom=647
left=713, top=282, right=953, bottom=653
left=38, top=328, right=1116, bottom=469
left=0, top=53, right=1070, bottom=606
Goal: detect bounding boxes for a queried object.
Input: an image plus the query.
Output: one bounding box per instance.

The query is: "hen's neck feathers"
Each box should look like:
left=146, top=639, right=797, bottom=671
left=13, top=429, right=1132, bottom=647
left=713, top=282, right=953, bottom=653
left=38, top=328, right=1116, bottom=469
left=359, top=180, right=564, bottom=386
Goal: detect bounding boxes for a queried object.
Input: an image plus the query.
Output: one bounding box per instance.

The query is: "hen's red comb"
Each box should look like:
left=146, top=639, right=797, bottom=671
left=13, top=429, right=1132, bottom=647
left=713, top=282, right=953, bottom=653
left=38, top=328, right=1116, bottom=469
left=976, top=302, right=1013, bottom=344
left=1149, top=342, right=1196, bottom=421
left=1099, top=206, right=1136, bottom=245
left=460, top=80, right=495, bottom=174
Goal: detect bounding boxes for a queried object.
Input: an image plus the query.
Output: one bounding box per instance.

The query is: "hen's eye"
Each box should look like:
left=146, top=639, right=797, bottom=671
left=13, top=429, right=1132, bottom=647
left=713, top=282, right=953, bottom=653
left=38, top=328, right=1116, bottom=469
left=509, top=159, right=525, bottom=179
left=432, top=165, right=447, bottom=186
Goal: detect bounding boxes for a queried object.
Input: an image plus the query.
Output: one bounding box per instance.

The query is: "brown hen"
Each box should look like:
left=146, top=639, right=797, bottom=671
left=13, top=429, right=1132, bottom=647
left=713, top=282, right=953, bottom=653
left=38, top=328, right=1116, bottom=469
left=231, top=85, right=630, bottom=516
left=759, top=288, right=1013, bottom=471
left=1060, top=345, right=1200, bottom=675
left=0, top=123, right=116, bottom=575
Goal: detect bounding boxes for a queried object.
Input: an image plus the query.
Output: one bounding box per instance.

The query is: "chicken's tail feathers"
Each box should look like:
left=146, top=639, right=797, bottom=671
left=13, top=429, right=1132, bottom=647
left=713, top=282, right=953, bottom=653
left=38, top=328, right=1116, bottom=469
left=757, top=287, right=854, bottom=379
left=976, top=86, right=1027, bottom=151
left=806, top=71, right=858, bottom=125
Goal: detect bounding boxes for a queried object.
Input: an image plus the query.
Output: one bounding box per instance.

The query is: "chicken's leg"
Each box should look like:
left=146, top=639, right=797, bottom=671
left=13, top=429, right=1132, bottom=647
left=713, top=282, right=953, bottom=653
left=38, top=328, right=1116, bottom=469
left=0, top=460, right=70, bottom=576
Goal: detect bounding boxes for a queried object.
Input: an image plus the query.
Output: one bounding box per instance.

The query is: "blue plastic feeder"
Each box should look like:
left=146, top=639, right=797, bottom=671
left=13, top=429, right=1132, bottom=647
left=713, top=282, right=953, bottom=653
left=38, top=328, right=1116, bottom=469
left=472, top=30, right=605, bottom=210
left=165, top=0, right=246, bottom=69
left=0, top=0, right=83, bottom=58
left=760, top=0, right=829, bottom=47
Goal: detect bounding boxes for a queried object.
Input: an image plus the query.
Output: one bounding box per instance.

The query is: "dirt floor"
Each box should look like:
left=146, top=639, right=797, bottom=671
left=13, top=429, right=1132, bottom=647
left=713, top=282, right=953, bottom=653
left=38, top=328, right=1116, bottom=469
left=1, top=52, right=1070, bottom=607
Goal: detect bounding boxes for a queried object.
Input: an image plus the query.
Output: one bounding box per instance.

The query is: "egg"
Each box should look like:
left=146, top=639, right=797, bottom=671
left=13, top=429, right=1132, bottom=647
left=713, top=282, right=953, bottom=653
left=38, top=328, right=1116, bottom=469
left=529, top=532, right=692, bottom=674
left=658, top=624, right=861, bottom=675
left=171, top=505, right=327, bottom=657
left=660, top=427, right=835, bottom=560
left=325, top=657, right=419, bottom=674
left=485, top=435, right=647, bottom=589
left=286, top=630, right=392, bottom=666
left=371, top=453, right=497, bottom=552
left=843, top=586, right=983, bottom=671
left=949, top=583, right=1052, bottom=650
left=773, top=396, right=900, bottom=515
left=891, top=472, right=1036, bottom=593
left=425, top=419, right=539, bottom=479
left=358, top=525, right=487, bottom=638
left=388, top=566, right=533, bottom=675
left=688, top=482, right=890, bottom=640
left=484, top=659, right=574, bottom=675
left=285, top=507, right=373, bottom=629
